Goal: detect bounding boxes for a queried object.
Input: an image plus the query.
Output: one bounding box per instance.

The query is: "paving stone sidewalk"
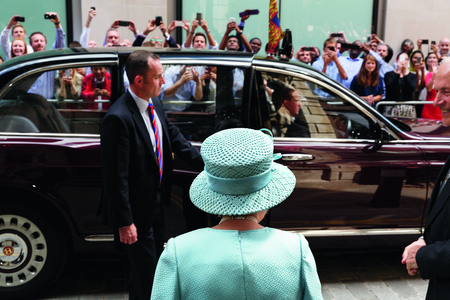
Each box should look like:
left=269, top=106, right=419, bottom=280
left=34, top=249, right=427, bottom=300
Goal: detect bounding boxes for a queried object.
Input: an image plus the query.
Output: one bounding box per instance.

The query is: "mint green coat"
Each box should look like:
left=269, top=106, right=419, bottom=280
left=151, top=227, right=323, bottom=300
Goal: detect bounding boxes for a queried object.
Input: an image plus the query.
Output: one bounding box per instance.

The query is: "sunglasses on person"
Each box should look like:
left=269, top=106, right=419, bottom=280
left=151, top=38, right=163, bottom=43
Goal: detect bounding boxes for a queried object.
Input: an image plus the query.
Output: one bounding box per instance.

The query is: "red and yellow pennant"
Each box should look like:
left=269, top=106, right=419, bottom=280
left=268, top=0, right=285, bottom=54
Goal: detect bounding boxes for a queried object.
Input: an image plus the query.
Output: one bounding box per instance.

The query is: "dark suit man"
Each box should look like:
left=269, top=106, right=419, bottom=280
left=100, top=50, right=202, bottom=300
left=402, top=58, right=450, bottom=299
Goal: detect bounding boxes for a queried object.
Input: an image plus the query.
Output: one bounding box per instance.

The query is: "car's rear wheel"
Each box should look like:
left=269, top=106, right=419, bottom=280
left=0, top=203, right=68, bottom=299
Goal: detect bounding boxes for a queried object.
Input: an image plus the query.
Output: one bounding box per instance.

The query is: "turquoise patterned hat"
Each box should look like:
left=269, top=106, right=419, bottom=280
left=190, top=128, right=296, bottom=216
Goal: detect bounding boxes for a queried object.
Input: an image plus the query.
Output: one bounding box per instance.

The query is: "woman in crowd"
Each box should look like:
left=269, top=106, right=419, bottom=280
left=10, top=37, right=28, bottom=59
left=421, top=55, right=441, bottom=120
left=382, top=52, right=418, bottom=117
left=151, top=128, right=323, bottom=300
left=350, top=54, right=384, bottom=107
left=408, top=50, right=426, bottom=96
left=54, top=69, right=84, bottom=108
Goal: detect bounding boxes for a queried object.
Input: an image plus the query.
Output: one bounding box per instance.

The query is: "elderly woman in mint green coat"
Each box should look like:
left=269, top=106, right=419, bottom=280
left=151, top=128, right=323, bottom=300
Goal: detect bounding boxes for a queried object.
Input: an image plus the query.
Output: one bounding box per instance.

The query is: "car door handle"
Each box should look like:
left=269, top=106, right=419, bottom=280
left=281, top=154, right=314, bottom=161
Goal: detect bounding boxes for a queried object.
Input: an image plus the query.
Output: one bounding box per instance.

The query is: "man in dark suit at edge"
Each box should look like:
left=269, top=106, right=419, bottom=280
left=100, top=50, right=202, bottom=300
left=402, top=58, right=450, bottom=300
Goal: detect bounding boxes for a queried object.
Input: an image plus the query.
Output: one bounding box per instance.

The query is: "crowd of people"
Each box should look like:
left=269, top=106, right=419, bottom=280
left=0, top=8, right=446, bottom=121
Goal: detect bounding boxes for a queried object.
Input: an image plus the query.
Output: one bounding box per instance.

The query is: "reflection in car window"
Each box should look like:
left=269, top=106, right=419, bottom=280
left=161, top=64, right=245, bottom=142
left=0, top=65, right=113, bottom=134
left=260, top=71, right=375, bottom=140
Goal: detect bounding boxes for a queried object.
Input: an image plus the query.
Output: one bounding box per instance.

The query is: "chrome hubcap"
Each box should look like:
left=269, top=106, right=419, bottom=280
left=0, top=215, right=47, bottom=287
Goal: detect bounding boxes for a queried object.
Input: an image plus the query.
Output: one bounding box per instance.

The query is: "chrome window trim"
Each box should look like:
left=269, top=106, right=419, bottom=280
left=0, top=59, right=118, bottom=98
left=85, top=227, right=422, bottom=241
left=288, top=227, right=422, bottom=237
left=0, top=132, right=100, bottom=138
left=160, top=58, right=251, bottom=67
left=253, top=64, right=401, bottom=140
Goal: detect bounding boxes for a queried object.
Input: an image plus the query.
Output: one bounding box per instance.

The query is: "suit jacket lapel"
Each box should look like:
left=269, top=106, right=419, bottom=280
left=126, top=92, right=157, bottom=163
left=426, top=155, right=450, bottom=227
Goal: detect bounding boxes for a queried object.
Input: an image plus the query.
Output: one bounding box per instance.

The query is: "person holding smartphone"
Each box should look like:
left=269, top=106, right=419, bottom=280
left=293, top=46, right=312, bottom=64
left=312, top=38, right=347, bottom=84
left=408, top=50, right=427, bottom=104
left=0, top=15, right=34, bottom=59
left=183, top=16, right=218, bottom=50
left=382, top=52, right=418, bottom=117
left=54, top=69, right=84, bottom=108
left=80, top=66, right=111, bottom=110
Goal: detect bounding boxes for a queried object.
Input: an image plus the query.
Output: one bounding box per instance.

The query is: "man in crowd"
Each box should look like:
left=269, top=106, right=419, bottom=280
left=27, top=12, right=66, bottom=99
left=183, top=17, right=218, bottom=49
left=293, top=47, right=312, bottom=64
left=162, top=66, right=203, bottom=111
left=81, top=66, right=111, bottom=109
left=438, top=37, right=450, bottom=58
left=104, top=28, right=120, bottom=46
left=219, top=21, right=251, bottom=51
left=133, top=19, right=177, bottom=48
left=271, top=81, right=310, bottom=138
left=312, top=38, right=347, bottom=84
left=101, top=50, right=202, bottom=300
left=402, top=58, right=450, bottom=300
left=338, top=41, right=364, bottom=89
left=1, top=15, right=34, bottom=59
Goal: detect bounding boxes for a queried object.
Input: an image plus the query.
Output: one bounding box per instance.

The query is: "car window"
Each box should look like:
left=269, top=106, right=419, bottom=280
left=161, top=64, right=246, bottom=142
left=0, top=65, right=114, bottom=134
left=260, top=70, right=376, bottom=140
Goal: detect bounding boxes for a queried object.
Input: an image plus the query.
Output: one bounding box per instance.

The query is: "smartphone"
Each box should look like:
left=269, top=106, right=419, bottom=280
left=431, top=41, right=436, bottom=45
left=15, top=16, right=25, bottom=22
left=155, top=16, right=162, bottom=26
left=229, top=17, right=235, bottom=23
left=329, top=46, right=335, bottom=51
left=239, top=9, right=259, bottom=17
left=416, top=57, right=422, bottom=64
left=197, top=12, right=202, bottom=24
left=422, top=39, right=429, bottom=45
left=90, top=7, right=95, bottom=10
left=366, top=35, right=371, bottom=43
left=341, top=43, right=361, bottom=50
left=174, top=20, right=184, bottom=27
left=44, top=14, right=56, bottom=20
left=96, top=82, right=103, bottom=90
left=185, top=67, right=192, bottom=75
left=65, top=69, right=71, bottom=77
left=303, top=47, right=314, bottom=52
left=331, top=33, right=342, bottom=38
left=118, top=20, right=130, bottom=27
left=399, top=55, right=406, bottom=63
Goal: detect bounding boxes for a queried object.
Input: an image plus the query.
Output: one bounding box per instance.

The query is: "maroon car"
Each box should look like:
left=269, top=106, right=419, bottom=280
left=0, top=48, right=449, bottom=299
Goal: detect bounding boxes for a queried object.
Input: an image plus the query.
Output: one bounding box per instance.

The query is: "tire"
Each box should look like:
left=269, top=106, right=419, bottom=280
left=0, top=203, right=68, bottom=300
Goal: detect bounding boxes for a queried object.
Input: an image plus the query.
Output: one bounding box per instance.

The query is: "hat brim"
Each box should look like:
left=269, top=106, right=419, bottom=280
left=190, top=162, right=296, bottom=216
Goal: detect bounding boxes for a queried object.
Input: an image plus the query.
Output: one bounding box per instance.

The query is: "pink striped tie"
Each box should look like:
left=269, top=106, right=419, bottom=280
left=148, top=103, right=163, bottom=185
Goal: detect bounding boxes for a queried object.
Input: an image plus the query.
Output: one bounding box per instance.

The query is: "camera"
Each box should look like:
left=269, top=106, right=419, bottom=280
left=279, top=29, right=292, bottom=58
left=329, top=46, right=335, bottom=51
left=422, top=39, right=429, bottom=45
left=431, top=41, right=436, bottom=45
left=303, top=47, right=314, bottom=52
left=65, top=69, right=71, bottom=77
left=91, top=7, right=95, bottom=10
left=331, top=33, right=342, bottom=38
left=118, top=20, right=130, bottom=27
left=15, top=16, right=25, bottom=22
left=197, top=12, right=202, bottom=24
left=155, top=16, right=162, bottom=26
left=44, top=14, right=56, bottom=20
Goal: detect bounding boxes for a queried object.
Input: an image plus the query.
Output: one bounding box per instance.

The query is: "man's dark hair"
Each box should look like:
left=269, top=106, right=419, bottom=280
left=227, top=35, right=238, bottom=41
left=69, top=41, right=82, bottom=48
left=126, top=50, right=160, bottom=84
left=29, top=32, right=47, bottom=45
left=250, top=37, right=261, bottom=44
left=323, top=38, right=336, bottom=49
left=271, top=80, right=295, bottom=111
left=193, top=32, right=207, bottom=44
left=12, top=24, right=26, bottom=34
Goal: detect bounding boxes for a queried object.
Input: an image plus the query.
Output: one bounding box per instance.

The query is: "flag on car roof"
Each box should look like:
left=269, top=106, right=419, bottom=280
left=268, top=0, right=284, bottom=54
